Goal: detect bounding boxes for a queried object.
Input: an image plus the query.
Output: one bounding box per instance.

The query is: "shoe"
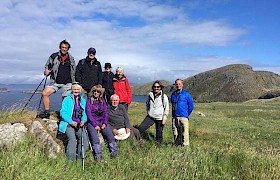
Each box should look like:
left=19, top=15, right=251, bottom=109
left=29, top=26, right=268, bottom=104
left=38, top=111, right=50, bottom=119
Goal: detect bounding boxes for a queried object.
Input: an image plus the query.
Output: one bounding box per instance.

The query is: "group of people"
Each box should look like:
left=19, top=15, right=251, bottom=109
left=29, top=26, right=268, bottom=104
left=40, top=40, right=194, bottom=161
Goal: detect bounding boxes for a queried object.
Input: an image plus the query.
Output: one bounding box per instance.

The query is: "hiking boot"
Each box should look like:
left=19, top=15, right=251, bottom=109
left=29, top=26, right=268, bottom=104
left=38, top=111, right=50, bottom=119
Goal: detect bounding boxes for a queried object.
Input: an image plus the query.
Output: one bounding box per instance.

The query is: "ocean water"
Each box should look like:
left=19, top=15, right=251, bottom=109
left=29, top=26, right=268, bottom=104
left=0, top=90, right=146, bottom=112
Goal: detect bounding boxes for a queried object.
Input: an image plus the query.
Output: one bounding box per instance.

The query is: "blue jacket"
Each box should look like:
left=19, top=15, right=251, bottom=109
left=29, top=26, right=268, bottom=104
left=171, top=89, right=194, bottom=118
left=59, top=93, right=87, bottom=133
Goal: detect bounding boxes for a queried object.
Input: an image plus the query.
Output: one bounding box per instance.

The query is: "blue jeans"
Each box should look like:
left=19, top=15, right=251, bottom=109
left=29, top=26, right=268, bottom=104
left=65, top=125, right=88, bottom=161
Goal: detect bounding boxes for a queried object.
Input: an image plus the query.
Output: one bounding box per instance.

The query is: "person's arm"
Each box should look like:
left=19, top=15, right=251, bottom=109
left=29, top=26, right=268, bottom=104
left=44, top=54, right=54, bottom=76
left=81, top=97, right=87, bottom=124
left=75, top=60, right=82, bottom=85
left=187, top=93, right=194, bottom=116
left=60, top=96, right=73, bottom=125
left=122, top=105, right=132, bottom=127
left=125, top=78, right=132, bottom=104
left=102, top=99, right=108, bottom=126
left=86, top=100, right=97, bottom=127
left=145, top=95, right=150, bottom=113
left=98, top=62, right=102, bottom=85
left=162, top=94, right=169, bottom=124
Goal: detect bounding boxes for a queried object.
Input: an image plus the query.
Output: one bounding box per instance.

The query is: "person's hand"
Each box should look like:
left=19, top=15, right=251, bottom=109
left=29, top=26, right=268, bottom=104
left=126, top=128, right=130, bottom=134
left=80, top=121, right=85, bottom=127
left=72, top=121, right=78, bottom=127
left=162, top=119, right=166, bottom=125
left=113, top=129, right=118, bottom=135
left=44, top=69, right=51, bottom=76
left=101, top=124, right=106, bottom=129
left=95, top=126, right=101, bottom=131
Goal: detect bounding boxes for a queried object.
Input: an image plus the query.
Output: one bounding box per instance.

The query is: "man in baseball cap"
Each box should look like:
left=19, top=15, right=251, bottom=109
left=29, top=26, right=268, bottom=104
left=75, top=47, right=102, bottom=97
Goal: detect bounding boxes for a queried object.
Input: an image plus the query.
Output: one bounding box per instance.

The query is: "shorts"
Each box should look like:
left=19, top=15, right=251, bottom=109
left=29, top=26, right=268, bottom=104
left=46, top=82, right=72, bottom=97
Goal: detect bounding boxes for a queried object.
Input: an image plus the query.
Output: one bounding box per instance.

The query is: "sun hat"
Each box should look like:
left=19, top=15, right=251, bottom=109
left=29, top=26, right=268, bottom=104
left=114, top=128, right=130, bottom=140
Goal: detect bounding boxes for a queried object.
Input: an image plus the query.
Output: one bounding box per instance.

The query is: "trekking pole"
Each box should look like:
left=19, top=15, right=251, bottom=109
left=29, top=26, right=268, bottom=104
left=36, top=76, right=48, bottom=115
left=81, top=126, right=85, bottom=170
left=21, top=76, right=47, bottom=113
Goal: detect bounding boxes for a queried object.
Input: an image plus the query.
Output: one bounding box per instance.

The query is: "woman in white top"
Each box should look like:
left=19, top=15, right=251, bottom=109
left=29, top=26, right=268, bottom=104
left=138, top=80, right=169, bottom=144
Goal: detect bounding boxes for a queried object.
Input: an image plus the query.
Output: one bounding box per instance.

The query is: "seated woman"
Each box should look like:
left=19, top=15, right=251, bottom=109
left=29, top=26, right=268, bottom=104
left=86, top=85, right=118, bottom=160
left=58, top=82, right=88, bottom=161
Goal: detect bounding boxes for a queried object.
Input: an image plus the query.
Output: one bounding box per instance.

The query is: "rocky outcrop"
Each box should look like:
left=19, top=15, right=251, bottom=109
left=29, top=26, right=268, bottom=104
left=0, top=119, right=106, bottom=158
left=30, top=121, right=61, bottom=158
left=0, top=123, right=27, bottom=147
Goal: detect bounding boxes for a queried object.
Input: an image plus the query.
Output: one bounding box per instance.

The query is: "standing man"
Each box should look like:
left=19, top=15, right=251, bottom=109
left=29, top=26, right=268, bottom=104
left=102, top=62, right=114, bottom=105
left=113, top=67, right=132, bottom=111
left=40, top=40, right=76, bottom=119
left=75, top=47, right=102, bottom=98
left=171, top=79, right=194, bottom=147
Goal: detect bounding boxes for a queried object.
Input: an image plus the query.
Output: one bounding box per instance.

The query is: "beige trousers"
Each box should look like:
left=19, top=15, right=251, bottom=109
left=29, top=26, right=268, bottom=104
left=172, top=117, right=189, bottom=146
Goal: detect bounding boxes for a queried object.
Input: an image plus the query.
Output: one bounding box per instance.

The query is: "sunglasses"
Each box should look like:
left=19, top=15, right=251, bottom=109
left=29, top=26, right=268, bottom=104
left=153, top=86, right=161, bottom=89
left=93, top=90, right=101, bottom=93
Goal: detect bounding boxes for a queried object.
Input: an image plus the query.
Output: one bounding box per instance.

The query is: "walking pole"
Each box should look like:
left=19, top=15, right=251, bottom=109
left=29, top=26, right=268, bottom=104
left=36, top=77, right=48, bottom=112
left=21, top=76, right=46, bottom=113
left=81, top=126, right=85, bottom=170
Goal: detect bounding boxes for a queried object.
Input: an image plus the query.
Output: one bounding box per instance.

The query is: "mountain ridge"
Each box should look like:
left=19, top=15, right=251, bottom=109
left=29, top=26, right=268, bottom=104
left=132, top=64, right=280, bottom=102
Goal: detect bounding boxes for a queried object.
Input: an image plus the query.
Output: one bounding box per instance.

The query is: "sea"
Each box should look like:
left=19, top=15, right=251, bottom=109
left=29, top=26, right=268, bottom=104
left=0, top=90, right=147, bottom=112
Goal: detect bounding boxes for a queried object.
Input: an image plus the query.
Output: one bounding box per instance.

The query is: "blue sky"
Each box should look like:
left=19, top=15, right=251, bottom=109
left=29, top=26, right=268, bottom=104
left=0, top=0, right=279, bottom=84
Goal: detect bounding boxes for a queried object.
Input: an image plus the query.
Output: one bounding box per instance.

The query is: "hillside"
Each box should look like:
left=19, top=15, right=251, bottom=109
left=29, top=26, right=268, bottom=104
left=132, top=64, right=280, bottom=102
left=131, top=80, right=172, bottom=95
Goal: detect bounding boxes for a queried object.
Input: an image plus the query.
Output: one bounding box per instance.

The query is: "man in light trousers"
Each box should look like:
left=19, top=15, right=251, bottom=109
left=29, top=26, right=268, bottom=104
left=171, top=79, right=194, bottom=146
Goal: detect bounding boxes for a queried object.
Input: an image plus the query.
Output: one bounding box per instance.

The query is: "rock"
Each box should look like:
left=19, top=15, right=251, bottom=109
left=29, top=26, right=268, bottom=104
left=196, top=111, right=206, bottom=117
left=30, top=121, right=61, bottom=158
left=0, top=123, right=27, bottom=147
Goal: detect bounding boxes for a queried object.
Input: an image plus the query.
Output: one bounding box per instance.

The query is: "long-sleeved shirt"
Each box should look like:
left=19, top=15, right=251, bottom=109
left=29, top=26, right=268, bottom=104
left=108, top=104, right=132, bottom=130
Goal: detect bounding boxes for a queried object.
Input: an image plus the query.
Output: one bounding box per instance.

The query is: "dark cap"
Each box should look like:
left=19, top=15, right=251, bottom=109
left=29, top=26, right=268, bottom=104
left=104, top=63, right=112, bottom=68
left=87, top=47, right=96, bottom=55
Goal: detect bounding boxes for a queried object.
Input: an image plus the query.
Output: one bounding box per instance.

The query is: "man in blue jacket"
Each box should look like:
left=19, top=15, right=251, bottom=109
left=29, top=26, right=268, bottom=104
left=171, top=79, right=194, bottom=146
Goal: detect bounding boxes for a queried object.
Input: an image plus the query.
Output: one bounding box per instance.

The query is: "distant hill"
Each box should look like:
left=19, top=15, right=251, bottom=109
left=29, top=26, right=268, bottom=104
left=131, top=80, right=172, bottom=95
left=0, top=83, right=38, bottom=90
left=132, top=64, right=280, bottom=102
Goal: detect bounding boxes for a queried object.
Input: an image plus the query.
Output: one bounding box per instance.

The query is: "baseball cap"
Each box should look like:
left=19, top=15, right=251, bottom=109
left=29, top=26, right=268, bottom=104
left=87, top=47, right=96, bottom=55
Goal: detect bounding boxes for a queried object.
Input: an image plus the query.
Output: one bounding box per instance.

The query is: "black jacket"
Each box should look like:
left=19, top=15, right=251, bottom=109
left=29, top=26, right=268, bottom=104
left=102, top=71, right=114, bottom=95
left=75, top=57, right=102, bottom=90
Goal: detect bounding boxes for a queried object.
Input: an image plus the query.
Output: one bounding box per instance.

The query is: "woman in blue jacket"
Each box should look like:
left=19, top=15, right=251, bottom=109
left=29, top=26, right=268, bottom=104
left=59, top=82, right=88, bottom=161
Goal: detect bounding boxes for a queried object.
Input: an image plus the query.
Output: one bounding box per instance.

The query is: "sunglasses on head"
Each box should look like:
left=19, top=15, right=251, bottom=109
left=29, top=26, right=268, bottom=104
left=72, top=82, right=80, bottom=85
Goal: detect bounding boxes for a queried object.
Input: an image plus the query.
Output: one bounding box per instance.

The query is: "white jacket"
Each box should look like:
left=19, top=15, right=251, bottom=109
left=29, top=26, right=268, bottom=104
left=146, top=91, right=169, bottom=120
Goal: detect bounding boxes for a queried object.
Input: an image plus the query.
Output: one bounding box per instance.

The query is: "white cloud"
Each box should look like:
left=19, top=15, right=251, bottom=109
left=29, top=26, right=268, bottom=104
left=0, top=0, right=259, bottom=84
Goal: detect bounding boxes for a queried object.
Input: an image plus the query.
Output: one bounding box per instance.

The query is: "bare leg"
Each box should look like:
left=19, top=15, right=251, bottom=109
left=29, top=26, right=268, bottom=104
left=42, top=87, right=56, bottom=110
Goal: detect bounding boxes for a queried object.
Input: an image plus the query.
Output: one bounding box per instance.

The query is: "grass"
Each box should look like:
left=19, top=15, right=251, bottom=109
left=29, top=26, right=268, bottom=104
left=1, top=98, right=280, bottom=179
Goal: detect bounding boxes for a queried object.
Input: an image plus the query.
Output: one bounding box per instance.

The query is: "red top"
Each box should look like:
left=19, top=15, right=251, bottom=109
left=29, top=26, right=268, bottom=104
left=113, top=76, right=132, bottom=104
